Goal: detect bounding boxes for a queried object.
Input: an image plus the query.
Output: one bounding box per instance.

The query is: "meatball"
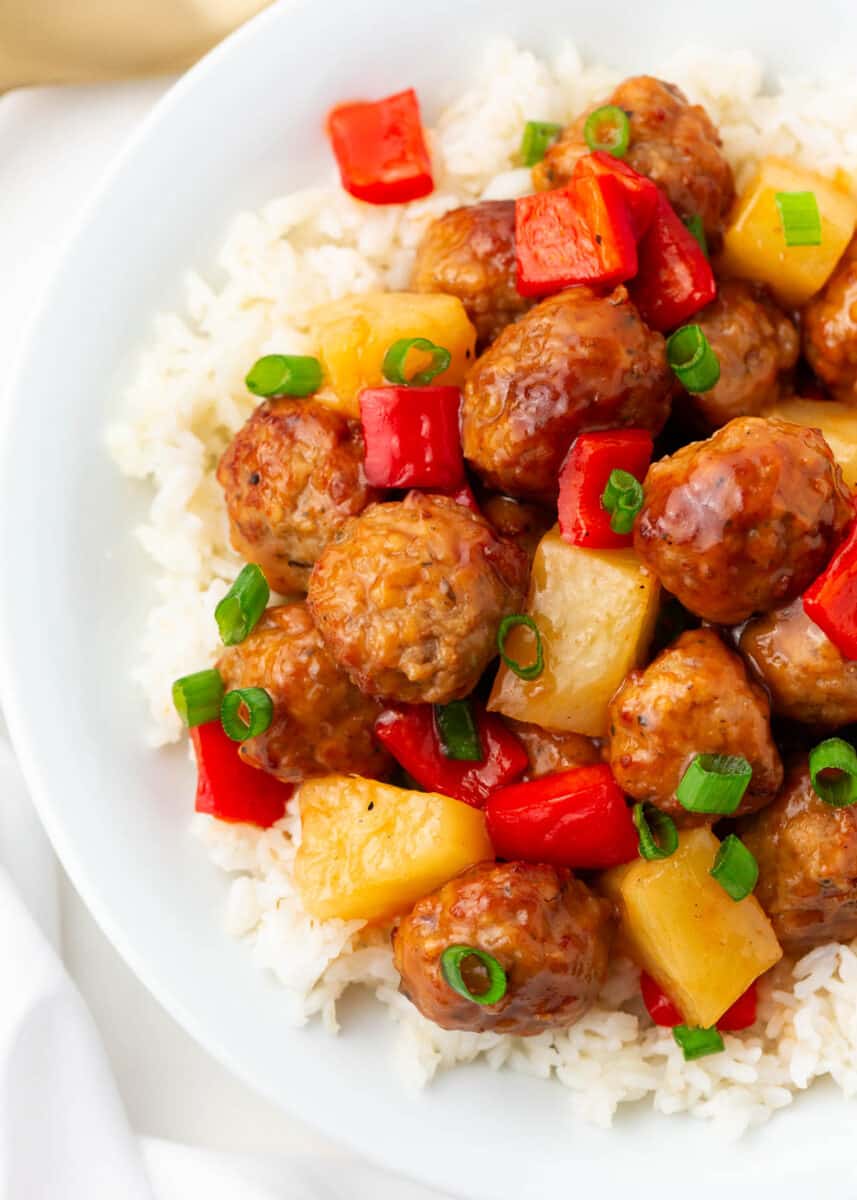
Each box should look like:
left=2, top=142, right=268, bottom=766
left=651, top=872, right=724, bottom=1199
left=462, top=286, right=672, bottom=503
left=802, top=234, right=857, bottom=398
left=217, top=398, right=377, bottom=594
left=480, top=494, right=554, bottom=568
left=392, top=861, right=614, bottom=1035
left=686, top=281, right=799, bottom=429
left=507, top=720, right=602, bottom=779
left=411, top=200, right=530, bottom=349
left=740, top=597, right=857, bottom=728
left=534, top=76, right=734, bottom=235
left=307, top=493, right=528, bottom=704
left=608, top=629, right=782, bottom=821
left=741, top=760, right=857, bottom=952
left=635, top=417, right=851, bottom=624
left=217, top=603, right=391, bottom=782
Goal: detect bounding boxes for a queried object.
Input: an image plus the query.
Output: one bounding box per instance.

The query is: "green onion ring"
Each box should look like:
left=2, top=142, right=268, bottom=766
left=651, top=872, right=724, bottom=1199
left=172, top=668, right=224, bottom=728
left=440, top=945, right=507, bottom=1006
left=601, top=468, right=644, bottom=535
left=809, top=737, right=857, bottom=807
left=676, top=754, right=752, bottom=815
left=683, top=214, right=709, bottom=258
left=673, top=1024, right=725, bottom=1061
left=519, top=120, right=563, bottom=167
left=434, top=699, right=483, bottom=762
left=245, top=354, right=323, bottom=398
left=775, top=190, right=822, bottom=247
left=632, top=802, right=678, bottom=861
left=583, top=104, right=631, bottom=158
left=666, top=324, right=721, bottom=394
left=221, top=687, right=274, bottom=742
left=382, top=337, right=451, bottom=387
left=710, top=834, right=759, bottom=901
left=215, top=563, right=270, bottom=646
left=497, top=614, right=544, bottom=681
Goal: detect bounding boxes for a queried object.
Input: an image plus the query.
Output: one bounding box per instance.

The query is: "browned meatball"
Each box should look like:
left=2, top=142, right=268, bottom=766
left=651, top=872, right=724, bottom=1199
left=687, top=281, right=799, bottom=429
left=307, top=493, right=527, bottom=704
left=411, top=201, right=530, bottom=349
left=480, top=494, right=554, bottom=568
left=462, top=286, right=672, bottom=503
left=608, top=629, right=782, bottom=821
left=635, top=417, right=851, bottom=624
left=740, top=597, right=857, bottom=728
left=217, top=398, right=377, bottom=594
left=217, top=603, right=391, bottom=783
left=741, top=760, right=857, bottom=951
left=802, top=234, right=857, bottom=399
left=534, top=77, right=734, bottom=235
left=507, top=720, right=602, bottom=779
left=392, top=862, right=614, bottom=1035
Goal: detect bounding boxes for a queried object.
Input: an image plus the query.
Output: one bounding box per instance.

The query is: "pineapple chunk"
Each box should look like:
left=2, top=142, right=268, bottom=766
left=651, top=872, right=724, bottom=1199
left=763, top=397, right=857, bottom=489
left=308, top=292, right=476, bottom=417
left=295, top=775, right=493, bottom=922
left=488, top=528, right=659, bottom=737
left=720, top=157, right=857, bottom=307
left=600, top=828, right=782, bottom=1028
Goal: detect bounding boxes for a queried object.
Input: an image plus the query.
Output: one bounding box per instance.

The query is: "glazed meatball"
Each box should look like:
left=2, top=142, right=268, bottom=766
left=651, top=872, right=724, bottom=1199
left=507, top=720, right=602, bottom=780
left=741, top=760, right=857, bottom=952
left=480, top=494, right=554, bottom=568
left=411, top=200, right=530, bottom=348
left=635, top=417, right=851, bottom=624
left=740, top=597, right=857, bottom=728
left=217, top=603, right=391, bottom=782
left=217, top=398, right=377, bottom=594
left=802, top=234, right=857, bottom=398
left=307, top=493, right=528, bottom=704
left=608, top=629, right=782, bottom=820
left=462, top=286, right=672, bottom=503
left=534, top=76, right=734, bottom=235
left=392, top=861, right=614, bottom=1035
left=686, top=281, right=799, bottom=429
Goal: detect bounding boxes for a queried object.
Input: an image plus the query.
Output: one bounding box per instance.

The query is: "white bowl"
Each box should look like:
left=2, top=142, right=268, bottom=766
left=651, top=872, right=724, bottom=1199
left=2, top=1, right=855, bottom=1194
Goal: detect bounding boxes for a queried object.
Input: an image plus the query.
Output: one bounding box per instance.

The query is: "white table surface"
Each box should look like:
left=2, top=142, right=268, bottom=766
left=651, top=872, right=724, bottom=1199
left=0, top=78, right=343, bottom=1162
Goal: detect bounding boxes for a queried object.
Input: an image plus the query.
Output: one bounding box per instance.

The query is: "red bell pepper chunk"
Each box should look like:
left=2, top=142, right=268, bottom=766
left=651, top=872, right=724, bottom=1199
left=572, top=152, right=659, bottom=241
left=558, top=429, right=653, bottom=550
left=190, top=721, right=293, bottom=828
left=515, top=173, right=638, bottom=298
left=327, top=88, right=433, bottom=205
left=374, top=703, right=528, bottom=807
left=640, top=972, right=758, bottom=1032
left=629, top=191, right=716, bottom=331
left=803, top=522, right=857, bottom=660
left=359, top=385, right=464, bottom=489
left=484, top=764, right=639, bottom=870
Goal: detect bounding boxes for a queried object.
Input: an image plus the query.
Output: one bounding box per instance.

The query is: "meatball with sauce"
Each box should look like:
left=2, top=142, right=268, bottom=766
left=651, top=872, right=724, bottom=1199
left=392, top=861, right=614, bottom=1035
left=741, top=760, right=857, bottom=952
left=411, top=200, right=530, bottom=349
left=480, top=494, right=554, bottom=569
left=740, top=597, right=857, bottom=728
left=462, top=286, right=672, bottom=503
left=506, top=720, right=601, bottom=780
left=608, top=629, right=782, bottom=821
left=217, top=603, right=391, bottom=783
left=534, top=76, right=734, bottom=236
left=217, top=398, right=377, bottom=594
left=686, top=280, right=799, bottom=429
left=307, top=493, right=528, bottom=704
left=634, top=417, right=852, bottom=624
left=802, top=233, right=857, bottom=399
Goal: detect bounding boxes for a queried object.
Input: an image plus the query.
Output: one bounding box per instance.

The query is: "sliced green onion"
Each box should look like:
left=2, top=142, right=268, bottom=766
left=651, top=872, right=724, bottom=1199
left=520, top=120, right=562, bottom=166
left=676, top=754, right=752, bottom=815
left=245, top=354, right=323, bottom=398
left=666, top=325, right=721, bottom=394
left=775, top=191, right=822, bottom=247
left=673, top=1025, right=725, bottom=1062
left=601, top=468, right=644, bottom=535
left=382, top=337, right=451, bottom=387
left=809, top=737, right=857, bottom=807
left=434, top=700, right=483, bottom=762
left=583, top=104, right=631, bottom=158
left=220, top=687, right=274, bottom=742
left=497, top=614, right=544, bottom=680
left=710, top=834, right=759, bottom=901
left=172, top=668, right=224, bottom=728
left=633, top=802, right=678, bottom=861
left=440, top=945, right=507, bottom=1006
left=683, top=213, right=709, bottom=258
left=215, top=564, right=270, bottom=646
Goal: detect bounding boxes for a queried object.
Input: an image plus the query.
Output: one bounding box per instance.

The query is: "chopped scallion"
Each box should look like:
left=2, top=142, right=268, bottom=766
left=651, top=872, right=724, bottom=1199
left=666, top=324, right=721, bottom=394
left=172, top=668, right=224, bottom=728
left=683, top=213, right=708, bottom=258
left=497, top=614, right=544, bottom=681
left=520, top=120, right=562, bottom=166
left=215, top=563, right=270, bottom=646
left=676, top=754, right=752, bottom=815
left=710, top=834, right=758, bottom=901
left=775, top=191, right=822, bottom=247
left=245, top=354, right=322, bottom=398
left=673, top=1024, right=725, bottom=1061
left=601, top=468, right=644, bottom=535
left=809, top=737, right=857, bottom=807
left=220, top=687, right=274, bottom=742
left=382, top=337, right=451, bottom=387
left=632, top=802, right=678, bottom=861
left=583, top=104, right=631, bottom=158
left=440, top=945, right=507, bottom=1006
left=434, top=700, right=483, bottom=762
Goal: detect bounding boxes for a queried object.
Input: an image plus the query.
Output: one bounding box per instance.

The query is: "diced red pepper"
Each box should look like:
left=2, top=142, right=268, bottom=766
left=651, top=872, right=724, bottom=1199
left=374, top=703, right=528, bottom=807
left=326, top=88, right=433, bottom=205
left=803, top=522, right=857, bottom=660
left=558, top=429, right=653, bottom=550
left=640, top=972, right=758, bottom=1032
left=484, top=764, right=639, bottom=870
left=628, top=191, right=716, bottom=331
left=572, top=152, right=659, bottom=241
left=716, top=983, right=758, bottom=1032
left=515, top=173, right=638, bottom=298
left=359, top=386, right=464, bottom=489
left=190, top=721, right=293, bottom=828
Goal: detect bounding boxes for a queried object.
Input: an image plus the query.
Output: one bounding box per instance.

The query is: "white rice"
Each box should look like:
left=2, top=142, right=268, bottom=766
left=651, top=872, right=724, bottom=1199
left=109, top=41, right=857, bottom=1133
